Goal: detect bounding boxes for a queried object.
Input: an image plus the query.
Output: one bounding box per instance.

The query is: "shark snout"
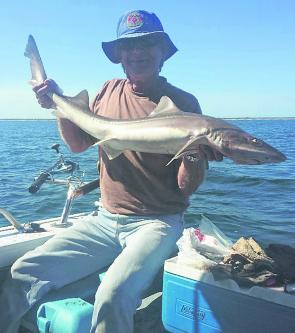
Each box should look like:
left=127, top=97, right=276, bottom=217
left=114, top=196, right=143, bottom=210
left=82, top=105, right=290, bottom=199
left=232, top=146, right=287, bottom=165
left=268, top=149, right=287, bottom=163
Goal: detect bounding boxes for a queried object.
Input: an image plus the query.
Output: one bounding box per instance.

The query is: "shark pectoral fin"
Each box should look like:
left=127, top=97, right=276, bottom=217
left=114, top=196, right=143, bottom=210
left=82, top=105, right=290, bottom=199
left=96, top=137, right=123, bottom=160
left=166, top=136, right=207, bottom=166
left=100, top=144, right=123, bottom=160
left=149, top=96, right=184, bottom=117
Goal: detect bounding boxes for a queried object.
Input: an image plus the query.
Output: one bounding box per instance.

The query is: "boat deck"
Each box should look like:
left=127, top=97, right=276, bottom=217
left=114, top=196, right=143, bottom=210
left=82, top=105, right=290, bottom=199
left=1, top=213, right=169, bottom=332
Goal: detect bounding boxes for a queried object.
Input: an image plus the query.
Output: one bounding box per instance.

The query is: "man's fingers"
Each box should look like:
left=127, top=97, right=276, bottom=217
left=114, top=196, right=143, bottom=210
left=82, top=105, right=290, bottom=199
left=197, top=145, right=224, bottom=161
left=213, top=150, right=224, bottom=161
left=32, top=83, right=44, bottom=93
left=32, top=79, right=59, bottom=95
left=31, top=79, right=58, bottom=109
left=38, top=95, right=54, bottom=109
left=34, top=84, right=49, bottom=97
left=198, top=145, right=215, bottom=160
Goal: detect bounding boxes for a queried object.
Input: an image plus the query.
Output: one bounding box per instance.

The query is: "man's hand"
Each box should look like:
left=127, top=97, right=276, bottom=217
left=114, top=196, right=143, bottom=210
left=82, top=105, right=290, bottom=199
left=32, top=79, right=62, bottom=109
left=185, top=145, right=224, bottom=162
left=196, top=145, right=223, bottom=161
left=178, top=145, right=223, bottom=197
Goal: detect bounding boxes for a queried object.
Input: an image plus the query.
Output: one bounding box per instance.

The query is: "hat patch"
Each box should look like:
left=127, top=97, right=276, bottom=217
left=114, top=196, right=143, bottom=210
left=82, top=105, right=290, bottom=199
left=126, top=12, right=143, bottom=29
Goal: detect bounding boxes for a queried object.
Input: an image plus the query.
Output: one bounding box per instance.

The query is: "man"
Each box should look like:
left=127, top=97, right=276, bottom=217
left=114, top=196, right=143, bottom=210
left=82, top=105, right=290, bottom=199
left=0, top=10, right=222, bottom=333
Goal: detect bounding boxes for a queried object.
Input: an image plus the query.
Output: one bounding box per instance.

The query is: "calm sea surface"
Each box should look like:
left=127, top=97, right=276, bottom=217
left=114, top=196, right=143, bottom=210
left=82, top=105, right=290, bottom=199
left=0, top=120, right=294, bottom=246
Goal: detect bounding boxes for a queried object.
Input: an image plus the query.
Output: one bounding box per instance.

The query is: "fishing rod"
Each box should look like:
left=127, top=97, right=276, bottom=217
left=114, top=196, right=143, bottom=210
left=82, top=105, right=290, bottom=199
left=1, top=143, right=99, bottom=232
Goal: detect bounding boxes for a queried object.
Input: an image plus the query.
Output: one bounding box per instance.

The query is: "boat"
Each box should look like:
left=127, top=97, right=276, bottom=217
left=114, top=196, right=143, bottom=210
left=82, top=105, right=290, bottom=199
left=2, top=209, right=295, bottom=333
left=1, top=144, right=295, bottom=333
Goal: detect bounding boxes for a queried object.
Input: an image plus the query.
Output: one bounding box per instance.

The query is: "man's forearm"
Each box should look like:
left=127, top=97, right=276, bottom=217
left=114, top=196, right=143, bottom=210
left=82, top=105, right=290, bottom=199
left=57, top=118, right=94, bottom=153
left=177, top=158, right=208, bottom=197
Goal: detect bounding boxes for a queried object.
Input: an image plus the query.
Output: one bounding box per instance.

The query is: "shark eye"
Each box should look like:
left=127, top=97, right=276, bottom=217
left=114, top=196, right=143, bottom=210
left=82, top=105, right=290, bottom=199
left=251, top=137, right=263, bottom=146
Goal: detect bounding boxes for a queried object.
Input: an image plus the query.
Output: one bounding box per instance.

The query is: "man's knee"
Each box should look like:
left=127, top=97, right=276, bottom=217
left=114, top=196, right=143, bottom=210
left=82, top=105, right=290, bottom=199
left=96, top=280, right=139, bottom=314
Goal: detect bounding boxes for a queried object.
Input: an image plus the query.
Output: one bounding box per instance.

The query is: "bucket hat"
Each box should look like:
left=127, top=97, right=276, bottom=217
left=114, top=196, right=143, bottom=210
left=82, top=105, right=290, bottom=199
left=102, top=10, right=178, bottom=63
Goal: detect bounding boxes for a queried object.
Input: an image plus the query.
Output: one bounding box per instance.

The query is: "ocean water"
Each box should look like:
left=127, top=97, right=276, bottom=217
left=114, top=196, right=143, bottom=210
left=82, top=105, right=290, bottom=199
left=0, top=119, right=294, bottom=247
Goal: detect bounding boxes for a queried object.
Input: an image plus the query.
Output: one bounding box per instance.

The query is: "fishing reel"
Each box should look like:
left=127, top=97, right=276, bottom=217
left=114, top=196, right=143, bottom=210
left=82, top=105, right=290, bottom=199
left=28, top=143, right=81, bottom=194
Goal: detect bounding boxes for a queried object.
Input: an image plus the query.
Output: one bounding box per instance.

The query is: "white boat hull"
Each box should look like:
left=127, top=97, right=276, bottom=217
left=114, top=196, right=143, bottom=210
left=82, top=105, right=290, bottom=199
left=0, top=213, right=88, bottom=270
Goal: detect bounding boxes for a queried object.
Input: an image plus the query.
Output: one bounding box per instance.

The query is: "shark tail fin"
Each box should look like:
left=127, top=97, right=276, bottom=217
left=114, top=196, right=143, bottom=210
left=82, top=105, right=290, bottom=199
left=24, top=35, right=47, bottom=84
left=24, top=35, right=35, bottom=58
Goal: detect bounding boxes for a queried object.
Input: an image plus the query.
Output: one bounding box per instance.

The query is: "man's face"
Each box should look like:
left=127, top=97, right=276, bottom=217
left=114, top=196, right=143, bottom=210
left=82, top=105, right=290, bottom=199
left=118, top=36, right=165, bottom=83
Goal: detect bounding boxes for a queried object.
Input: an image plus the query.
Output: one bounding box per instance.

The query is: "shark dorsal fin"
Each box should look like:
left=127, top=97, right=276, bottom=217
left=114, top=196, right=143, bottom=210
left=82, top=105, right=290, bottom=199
left=66, top=90, right=90, bottom=110
left=149, top=96, right=183, bottom=117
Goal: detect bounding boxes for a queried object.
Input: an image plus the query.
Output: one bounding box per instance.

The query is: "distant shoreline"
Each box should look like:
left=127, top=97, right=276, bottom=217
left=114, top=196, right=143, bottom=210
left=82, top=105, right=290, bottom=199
left=1, top=117, right=294, bottom=121
left=225, top=117, right=295, bottom=120
left=0, top=118, right=55, bottom=121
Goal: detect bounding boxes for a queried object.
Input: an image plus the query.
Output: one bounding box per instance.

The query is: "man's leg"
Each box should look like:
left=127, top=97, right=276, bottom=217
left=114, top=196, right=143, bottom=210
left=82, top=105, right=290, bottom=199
left=91, top=212, right=184, bottom=333
left=0, top=213, right=121, bottom=333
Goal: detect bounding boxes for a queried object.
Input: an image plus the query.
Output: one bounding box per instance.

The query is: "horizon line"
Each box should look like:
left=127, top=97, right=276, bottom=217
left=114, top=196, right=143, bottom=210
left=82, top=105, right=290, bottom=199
left=1, top=117, right=295, bottom=121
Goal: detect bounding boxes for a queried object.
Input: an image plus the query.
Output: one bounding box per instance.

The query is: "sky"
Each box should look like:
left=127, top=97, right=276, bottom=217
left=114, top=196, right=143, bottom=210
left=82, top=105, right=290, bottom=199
left=0, top=0, right=294, bottom=119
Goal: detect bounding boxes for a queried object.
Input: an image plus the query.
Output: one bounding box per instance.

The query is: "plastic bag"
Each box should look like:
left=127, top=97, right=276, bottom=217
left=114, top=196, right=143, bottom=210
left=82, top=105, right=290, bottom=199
left=177, top=228, right=216, bottom=270
left=176, top=215, right=233, bottom=267
left=195, top=215, right=233, bottom=257
left=177, top=247, right=216, bottom=270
